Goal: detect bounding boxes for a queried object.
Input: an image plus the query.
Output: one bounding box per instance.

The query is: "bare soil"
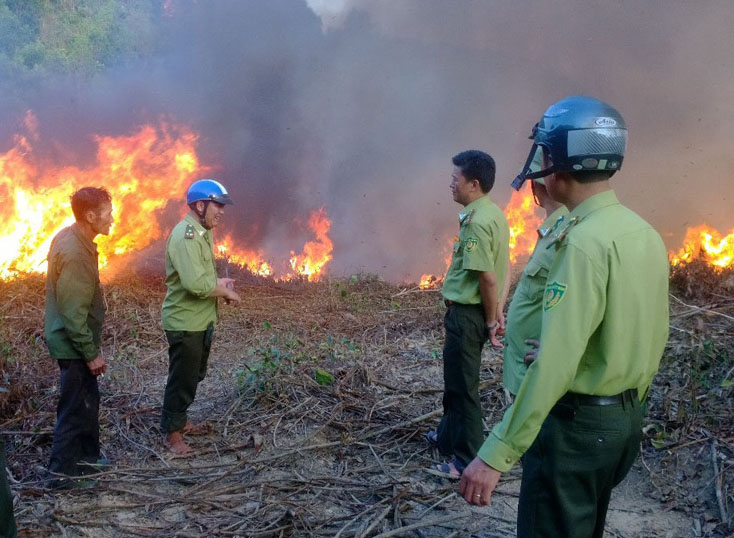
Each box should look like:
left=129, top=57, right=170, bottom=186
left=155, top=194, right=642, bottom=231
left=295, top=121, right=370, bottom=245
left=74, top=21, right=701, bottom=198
left=0, top=262, right=731, bottom=537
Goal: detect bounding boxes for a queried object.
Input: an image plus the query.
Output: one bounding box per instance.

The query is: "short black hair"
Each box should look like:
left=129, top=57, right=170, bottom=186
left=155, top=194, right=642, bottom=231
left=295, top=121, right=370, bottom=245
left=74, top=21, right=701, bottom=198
left=452, top=150, right=496, bottom=193
left=568, top=170, right=616, bottom=183
left=70, top=187, right=112, bottom=222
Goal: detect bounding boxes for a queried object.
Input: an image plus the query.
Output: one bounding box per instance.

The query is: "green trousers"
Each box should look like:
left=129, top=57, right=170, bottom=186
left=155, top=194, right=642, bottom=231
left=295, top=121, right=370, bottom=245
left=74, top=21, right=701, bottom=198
left=517, top=391, right=642, bottom=538
left=160, top=325, right=213, bottom=433
left=436, top=303, right=486, bottom=467
left=1, top=438, right=17, bottom=538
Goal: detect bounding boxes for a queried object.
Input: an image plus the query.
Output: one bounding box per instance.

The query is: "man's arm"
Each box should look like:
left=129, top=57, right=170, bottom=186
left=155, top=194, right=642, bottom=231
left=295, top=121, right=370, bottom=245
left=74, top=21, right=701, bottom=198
left=55, top=257, right=100, bottom=362
left=478, top=270, right=501, bottom=347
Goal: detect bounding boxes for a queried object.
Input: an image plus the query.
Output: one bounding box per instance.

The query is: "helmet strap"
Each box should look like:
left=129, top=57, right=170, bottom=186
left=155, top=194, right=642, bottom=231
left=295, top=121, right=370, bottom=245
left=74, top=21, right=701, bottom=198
left=512, top=143, right=556, bottom=190
left=192, top=200, right=211, bottom=228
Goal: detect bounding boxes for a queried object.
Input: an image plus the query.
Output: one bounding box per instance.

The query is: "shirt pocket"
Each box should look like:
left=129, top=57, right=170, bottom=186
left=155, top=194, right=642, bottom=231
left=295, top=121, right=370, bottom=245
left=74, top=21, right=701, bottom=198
left=520, top=261, right=549, bottom=302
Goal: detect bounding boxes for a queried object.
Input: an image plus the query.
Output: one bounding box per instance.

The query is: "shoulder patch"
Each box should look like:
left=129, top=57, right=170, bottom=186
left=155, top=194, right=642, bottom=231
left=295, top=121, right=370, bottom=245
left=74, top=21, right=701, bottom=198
left=543, top=281, right=568, bottom=311
left=184, top=224, right=195, bottom=239
left=464, top=236, right=478, bottom=252
left=546, top=216, right=580, bottom=250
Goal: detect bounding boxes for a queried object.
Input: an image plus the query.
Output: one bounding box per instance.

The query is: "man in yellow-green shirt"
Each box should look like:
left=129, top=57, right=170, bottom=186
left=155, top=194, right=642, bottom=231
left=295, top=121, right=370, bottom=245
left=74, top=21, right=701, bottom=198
left=503, top=164, right=567, bottom=396
left=429, top=150, right=510, bottom=477
left=460, top=97, right=669, bottom=538
left=160, top=179, right=241, bottom=456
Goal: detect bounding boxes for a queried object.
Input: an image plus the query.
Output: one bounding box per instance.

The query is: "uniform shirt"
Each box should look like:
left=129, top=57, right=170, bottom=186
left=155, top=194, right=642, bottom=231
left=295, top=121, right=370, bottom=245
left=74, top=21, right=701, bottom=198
left=161, top=213, right=218, bottom=331
left=479, top=190, right=669, bottom=472
left=442, top=195, right=510, bottom=305
left=503, top=206, right=568, bottom=395
left=44, top=223, right=105, bottom=361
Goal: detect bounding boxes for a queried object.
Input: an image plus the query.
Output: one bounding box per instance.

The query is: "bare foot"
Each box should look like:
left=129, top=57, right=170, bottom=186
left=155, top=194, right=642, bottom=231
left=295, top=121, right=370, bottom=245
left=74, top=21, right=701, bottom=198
left=165, top=431, right=195, bottom=457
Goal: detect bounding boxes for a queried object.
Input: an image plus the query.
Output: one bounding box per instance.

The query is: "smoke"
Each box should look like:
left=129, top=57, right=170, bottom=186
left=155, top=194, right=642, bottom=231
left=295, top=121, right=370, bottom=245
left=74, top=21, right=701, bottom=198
left=2, top=0, right=733, bottom=281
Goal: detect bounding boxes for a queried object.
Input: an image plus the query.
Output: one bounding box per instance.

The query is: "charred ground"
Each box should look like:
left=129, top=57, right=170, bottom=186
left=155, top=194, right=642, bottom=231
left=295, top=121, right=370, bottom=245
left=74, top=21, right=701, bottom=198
left=0, top=262, right=731, bottom=537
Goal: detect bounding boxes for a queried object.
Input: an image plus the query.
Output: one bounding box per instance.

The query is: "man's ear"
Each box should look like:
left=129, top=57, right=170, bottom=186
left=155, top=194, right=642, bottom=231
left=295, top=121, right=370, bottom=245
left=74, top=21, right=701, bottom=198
left=84, top=209, right=97, bottom=224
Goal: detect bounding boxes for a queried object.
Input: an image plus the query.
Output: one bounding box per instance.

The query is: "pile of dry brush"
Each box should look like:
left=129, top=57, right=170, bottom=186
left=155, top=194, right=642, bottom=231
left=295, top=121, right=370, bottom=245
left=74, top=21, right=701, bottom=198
left=0, top=259, right=731, bottom=537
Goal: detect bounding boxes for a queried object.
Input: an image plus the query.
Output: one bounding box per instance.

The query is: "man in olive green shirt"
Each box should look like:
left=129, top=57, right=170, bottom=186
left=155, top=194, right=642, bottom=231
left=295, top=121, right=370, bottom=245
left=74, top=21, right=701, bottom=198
left=460, top=97, right=669, bottom=538
left=161, top=179, right=241, bottom=456
left=503, top=173, right=567, bottom=396
left=45, top=187, right=113, bottom=487
left=430, top=150, right=510, bottom=477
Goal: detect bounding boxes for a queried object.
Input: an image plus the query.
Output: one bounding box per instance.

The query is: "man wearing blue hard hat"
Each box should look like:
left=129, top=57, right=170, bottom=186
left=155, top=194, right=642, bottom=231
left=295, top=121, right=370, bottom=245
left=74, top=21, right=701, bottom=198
left=459, top=96, right=669, bottom=538
left=160, top=179, right=241, bottom=456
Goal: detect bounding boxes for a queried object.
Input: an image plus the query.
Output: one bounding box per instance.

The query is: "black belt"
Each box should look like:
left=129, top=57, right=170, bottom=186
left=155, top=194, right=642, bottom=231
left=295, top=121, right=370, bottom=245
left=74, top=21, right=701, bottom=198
left=444, top=299, right=482, bottom=308
left=557, top=388, right=637, bottom=407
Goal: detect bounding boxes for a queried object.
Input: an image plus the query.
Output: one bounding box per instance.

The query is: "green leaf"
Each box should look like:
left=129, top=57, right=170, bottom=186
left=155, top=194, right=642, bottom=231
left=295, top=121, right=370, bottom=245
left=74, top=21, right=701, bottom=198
left=314, top=369, right=334, bottom=386
left=721, top=379, right=733, bottom=388
left=650, top=438, right=666, bottom=449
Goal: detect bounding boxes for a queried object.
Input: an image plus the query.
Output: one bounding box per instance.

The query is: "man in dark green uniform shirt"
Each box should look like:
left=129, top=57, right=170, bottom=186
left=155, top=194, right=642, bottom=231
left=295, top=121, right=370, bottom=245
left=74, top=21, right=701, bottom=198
left=161, top=179, right=241, bottom=456
left=460, top=97, right=669, bottom=538
left=45, top=187, right=113, bottom=488
left=430, top=150, right=510, bottom=477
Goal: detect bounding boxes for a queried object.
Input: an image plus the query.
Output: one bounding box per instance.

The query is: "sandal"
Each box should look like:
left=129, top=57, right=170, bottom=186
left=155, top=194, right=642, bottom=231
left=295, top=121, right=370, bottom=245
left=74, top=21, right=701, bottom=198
left=434, top=458, right=465, bottom=478
left=424, top=430, right=439, bottom=448
left=182, top=422, right=211, bottom=436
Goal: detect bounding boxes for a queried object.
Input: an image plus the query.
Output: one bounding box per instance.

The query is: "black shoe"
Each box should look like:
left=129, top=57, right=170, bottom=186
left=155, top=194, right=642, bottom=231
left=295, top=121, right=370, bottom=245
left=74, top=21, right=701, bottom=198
left=424, top=430, right=439, bottom=448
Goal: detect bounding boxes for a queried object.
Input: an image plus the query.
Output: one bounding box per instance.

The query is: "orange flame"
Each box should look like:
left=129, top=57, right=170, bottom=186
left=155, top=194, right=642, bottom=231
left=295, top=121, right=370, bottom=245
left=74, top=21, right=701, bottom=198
left=670, top=225, right=734, bottom=269
left=288, top=209, right=333, bottom=282
left=0, top=116, right=200, bottom=279
left=505, top=187, right=543, bottom=264
left=217, top=237, right=272, bottom=277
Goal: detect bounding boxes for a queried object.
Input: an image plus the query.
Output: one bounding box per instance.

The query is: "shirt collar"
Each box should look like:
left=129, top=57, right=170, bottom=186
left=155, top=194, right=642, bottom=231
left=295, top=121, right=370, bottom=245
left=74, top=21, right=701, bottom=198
left=567, top=190, right=619, bottom=222
left=184, top=213, right=208, bottom=237
left=459, top=195, right=492, bottom=222
left=70, top=222, right=98, bottom=255
left=538, top=206, right=568, bottom=238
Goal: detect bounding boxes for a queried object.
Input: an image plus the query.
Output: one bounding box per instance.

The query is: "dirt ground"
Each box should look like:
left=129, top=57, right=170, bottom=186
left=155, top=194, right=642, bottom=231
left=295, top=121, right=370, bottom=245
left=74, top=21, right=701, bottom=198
left=0, top=267, right=732, bottom=537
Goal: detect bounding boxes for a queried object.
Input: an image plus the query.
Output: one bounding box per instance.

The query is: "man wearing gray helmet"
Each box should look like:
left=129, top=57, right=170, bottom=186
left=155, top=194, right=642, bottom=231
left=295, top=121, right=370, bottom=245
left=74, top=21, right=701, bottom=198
left=459, top=97, right=669, bottom=538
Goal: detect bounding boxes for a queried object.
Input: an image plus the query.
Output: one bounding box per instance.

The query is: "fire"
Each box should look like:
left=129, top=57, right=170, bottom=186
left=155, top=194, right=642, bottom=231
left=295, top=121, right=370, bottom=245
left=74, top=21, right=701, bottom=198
left=505, top=187, right=543, bottom=264
left=217, top=238, right=272, bottom=277
left=0, top=116, right=200, bottom=279
left=419, top=274, right=438, bottom=290
left=288, top=209, right=333, bottom=282
left=0, top=114, right=334, bottom=283
left=670, top=225, right=734, bottom=269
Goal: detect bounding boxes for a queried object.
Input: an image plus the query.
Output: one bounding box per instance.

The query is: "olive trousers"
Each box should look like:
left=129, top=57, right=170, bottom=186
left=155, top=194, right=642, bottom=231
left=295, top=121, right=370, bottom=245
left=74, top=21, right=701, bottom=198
left=436, top=303, right=486, bottom=467
left=160, top=326, right=213, bottom=433
left=517, top=391, right=642, bottom=538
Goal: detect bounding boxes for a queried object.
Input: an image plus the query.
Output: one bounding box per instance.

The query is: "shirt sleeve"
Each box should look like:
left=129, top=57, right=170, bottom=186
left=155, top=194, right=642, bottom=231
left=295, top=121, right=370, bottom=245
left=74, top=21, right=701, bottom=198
left=168, top=236, right=217, bottom=298
left=477, top=241, right=606, bottom=471
left=55, top=254, right=100, bottom=362
left=462, top=220, right=495, bottom=273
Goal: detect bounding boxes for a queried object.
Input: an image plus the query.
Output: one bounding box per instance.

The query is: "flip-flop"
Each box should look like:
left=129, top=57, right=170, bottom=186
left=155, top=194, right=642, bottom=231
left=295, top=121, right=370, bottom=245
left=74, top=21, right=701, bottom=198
left=434, top=458, right=465, bottom=478
left=424, top=430, right=439, bottom=448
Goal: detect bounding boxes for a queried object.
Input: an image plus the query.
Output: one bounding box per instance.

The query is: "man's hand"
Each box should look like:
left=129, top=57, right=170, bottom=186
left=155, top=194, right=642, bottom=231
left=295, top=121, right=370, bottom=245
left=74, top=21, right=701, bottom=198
left=495, top=310, right=506, bottom=337
left=215, top=278, right=242, bottom=303
left=523, top=338, right=540, bottom=366
left=486, top=322, right=503, bottom=348
left=86, top=355, right=107, bottom=376
left=459, top=457, right=502, bottom=506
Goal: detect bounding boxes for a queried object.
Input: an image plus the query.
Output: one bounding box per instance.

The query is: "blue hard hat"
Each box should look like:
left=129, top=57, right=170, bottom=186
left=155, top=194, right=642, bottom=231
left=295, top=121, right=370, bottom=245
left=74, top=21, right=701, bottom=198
left=512, top=96, right=627, bottom=190
left=186, top=179, right=233, bottom=205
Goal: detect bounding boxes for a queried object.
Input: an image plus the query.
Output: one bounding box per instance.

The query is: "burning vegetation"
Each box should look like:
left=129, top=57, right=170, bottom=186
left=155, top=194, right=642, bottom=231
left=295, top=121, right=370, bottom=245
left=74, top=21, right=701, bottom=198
left=0, top=121, right=732, bottom=537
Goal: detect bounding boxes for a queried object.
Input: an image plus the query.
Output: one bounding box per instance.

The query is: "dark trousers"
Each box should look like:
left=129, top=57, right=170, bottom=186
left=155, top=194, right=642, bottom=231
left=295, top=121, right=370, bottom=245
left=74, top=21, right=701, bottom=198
left=1, top=439, right=17, bottom=538
left=436, top=303, right=486, bottom=467
left=517, top=392, right=642, bottom=538
left=48, top=359, right=100, bottom=478
left=160, top=327, right=212, bottom=433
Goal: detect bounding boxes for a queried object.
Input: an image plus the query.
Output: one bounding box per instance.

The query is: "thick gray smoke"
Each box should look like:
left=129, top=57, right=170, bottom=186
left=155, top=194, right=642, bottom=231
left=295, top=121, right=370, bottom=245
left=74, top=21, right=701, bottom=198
left=2, top=0, right=733, bottom=281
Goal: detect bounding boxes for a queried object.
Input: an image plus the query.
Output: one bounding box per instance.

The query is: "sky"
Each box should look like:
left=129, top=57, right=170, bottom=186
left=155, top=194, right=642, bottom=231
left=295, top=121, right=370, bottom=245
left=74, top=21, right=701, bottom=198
left=2, top=0, right=733, bottom=281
